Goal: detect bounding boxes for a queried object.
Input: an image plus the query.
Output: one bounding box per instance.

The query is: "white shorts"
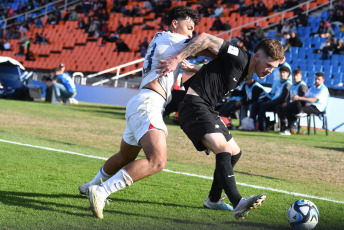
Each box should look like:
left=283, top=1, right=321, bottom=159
left=123, top=89, right=167, bottom=147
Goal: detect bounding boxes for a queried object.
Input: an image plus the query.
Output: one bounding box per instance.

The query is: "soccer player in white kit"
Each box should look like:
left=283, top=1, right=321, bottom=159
left=78, top=6, right=209, bottom=219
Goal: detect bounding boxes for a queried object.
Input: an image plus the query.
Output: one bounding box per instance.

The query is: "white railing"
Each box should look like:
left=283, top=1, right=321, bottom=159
left=84, top=0, right=333, bottom=87
left=1, top=0, right=82, bottom=29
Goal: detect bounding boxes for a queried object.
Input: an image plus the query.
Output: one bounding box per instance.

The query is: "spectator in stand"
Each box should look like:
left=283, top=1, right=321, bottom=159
left=255, top=0, right=268, bottom=16
left=87, top=17, right=98, bottom=37
left=288, top=32, right=303, bottom=47
left=281, top=32, right=291, bottom=52
left=100, top=32, right=119, bottom=46
left=25, top=37, right=34, bottom=61
left=223, top=20, right=231, bottom=30
left=210, top=3, right=224, bottom=17
left=271, top=2, right=281, bottom=12
left=77, top=17, right=86, bottom=30
left=276, top=68, right=308, bottom=135
left=253, top=25, right=265, bottom=43
left=241, top=77, right=271, bottom=129
left=321, top=20, right=335, bottom=38
left=116, top=21, right=125, bottom=34
left=257, top=66, right=291, bottom=131
left=113, top=38, right=130, bottom=53
left=292, top=72, right=329, bottom=118
left=46, top=13, right=57, bottom=25
left=122, top=21, right=133, bottom=34
left=135, top=37, right=149, bottom=56
left=68, top=11, right=79, bottom=21
left=34, top=18, right=44, bottom=28
left=210, top=17, right=224, bottom=31
left=320, top=37, right=336, bottom=59
left=334, top=38, right=344, bottom=54
left=246, top=1, right=257, bottom=17
left=289, top=21, right=297, bottom=34
left=281, top=20, right=291, bottom=34
left=34, top=32, right=49, bottom=44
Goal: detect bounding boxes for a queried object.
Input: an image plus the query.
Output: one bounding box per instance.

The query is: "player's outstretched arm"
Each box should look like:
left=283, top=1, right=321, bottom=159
left=156, top=33, right=223, bottom=77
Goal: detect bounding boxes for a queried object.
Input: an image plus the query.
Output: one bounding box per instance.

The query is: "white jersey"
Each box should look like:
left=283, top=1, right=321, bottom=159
left=140, top=31, right=191, bottom=104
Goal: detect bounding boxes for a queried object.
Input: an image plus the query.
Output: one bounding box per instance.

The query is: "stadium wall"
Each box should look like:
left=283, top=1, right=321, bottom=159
left=31, top=81, right=344, bottom=133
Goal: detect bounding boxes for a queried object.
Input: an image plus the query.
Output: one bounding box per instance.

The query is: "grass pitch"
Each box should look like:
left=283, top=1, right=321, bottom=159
left=0, top=99, right=343, bottom=229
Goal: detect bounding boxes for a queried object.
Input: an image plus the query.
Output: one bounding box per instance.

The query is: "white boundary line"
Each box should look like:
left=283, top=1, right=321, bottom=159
left=1, top=138, right=343, bottom=204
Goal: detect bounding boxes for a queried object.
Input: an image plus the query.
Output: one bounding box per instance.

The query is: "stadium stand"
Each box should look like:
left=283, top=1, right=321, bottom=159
left=0, top=0, right=343, bottom=94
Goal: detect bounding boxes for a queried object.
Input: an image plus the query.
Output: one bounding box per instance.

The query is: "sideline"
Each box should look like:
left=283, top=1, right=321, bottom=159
left=1, top=138, right=343, bottom=204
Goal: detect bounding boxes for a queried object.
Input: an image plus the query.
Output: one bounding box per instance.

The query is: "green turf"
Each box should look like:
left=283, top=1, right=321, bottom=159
left=0, top=99, right=343, bottom=229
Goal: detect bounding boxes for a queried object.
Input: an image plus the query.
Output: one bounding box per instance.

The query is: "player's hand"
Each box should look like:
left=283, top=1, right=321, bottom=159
left=156, top=57, right=180, bottom=78
left=181, top=59, right=192, bottom=71
left=292, top=95, right=298, bottom=102
left=282, top=102, right=287, bottom=107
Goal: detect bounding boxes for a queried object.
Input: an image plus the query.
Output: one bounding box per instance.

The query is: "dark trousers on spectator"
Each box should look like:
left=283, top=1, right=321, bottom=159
left=257, top=100, right=281, bottom=131
left=275, top=101, right=302, bottom=131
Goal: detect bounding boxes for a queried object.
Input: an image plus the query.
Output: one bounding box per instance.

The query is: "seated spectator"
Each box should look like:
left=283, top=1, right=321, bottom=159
left=77, top=17, right=86, bottom=30
left=281, top=32, right=291, bottom=52
left=255, top=0, right=268, bottom=16
left=253, top=25, right=265, bottom=43
left=281, top=20, right=291, bottom=34
left=241, top=77, right=271, bottom=129
left=46, top=13, right=58, bottom=25
left=289, top=21, right=297, bottom=34
left=223, top=20, right=231, bottom=30
left=334, top=38, right=344, bottom=54
left=210, top=17, right=224, bottom=31
left=87, top=18, right=98, bottom=37
left=271, top=2, right=281, bottom=12
left=288, top=32, right=302, bottom=47
left=257, top=66, right=292, bottom=131
left=210, top=3, right=224, bottom=17
left=116, top=21, right=125, bottom=34
left=34, top=18, right=44, bottom=28
left=275, top=69, right=308, bottom=135
left=320, top=37, right=336, bottom=59
left=321, top=20, right=335, bottom=38
left=51, top=67, right=77, bottom=105
left=135, top=37, right=149, bottom=55
left=122, top=22, right=133, bottom=34
left=113, top=38, right=130, bottom=53
left=68, top=11, right=79, bottom=21
left=292, top=72, right=329, bottom=117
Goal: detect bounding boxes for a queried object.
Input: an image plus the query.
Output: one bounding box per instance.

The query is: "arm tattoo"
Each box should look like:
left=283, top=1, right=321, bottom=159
left=179, top=34, right=223, bottom=59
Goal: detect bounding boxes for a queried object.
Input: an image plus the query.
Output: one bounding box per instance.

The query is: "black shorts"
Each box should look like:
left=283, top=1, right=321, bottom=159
left=178, top=94, right=233, bottom=151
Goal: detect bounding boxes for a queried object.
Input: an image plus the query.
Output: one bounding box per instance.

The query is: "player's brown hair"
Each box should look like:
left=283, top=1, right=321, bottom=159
left=254, top=38, right=285, bottom=61
left=293, top=68, right=302, bottom=76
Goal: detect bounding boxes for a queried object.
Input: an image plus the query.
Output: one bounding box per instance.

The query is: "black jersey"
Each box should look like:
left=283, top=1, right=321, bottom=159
left=187, top=41, right=251, bottom=109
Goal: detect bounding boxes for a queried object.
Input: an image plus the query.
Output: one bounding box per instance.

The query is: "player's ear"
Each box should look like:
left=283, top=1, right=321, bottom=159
left=171, top=19, right=179, bottom=29
left=254, top=52, right=260, bottom=63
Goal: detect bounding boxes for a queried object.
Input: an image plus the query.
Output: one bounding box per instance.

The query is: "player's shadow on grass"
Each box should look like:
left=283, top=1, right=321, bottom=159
left=315, top=146, right=344, bottom=152
left=0, top=190, right=90, bottom=217
left=235, top=171, right=283, bottom=181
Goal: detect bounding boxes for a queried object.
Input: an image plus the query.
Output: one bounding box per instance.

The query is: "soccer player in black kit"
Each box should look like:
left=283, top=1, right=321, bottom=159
left=157, top=36, right=285, bottom=219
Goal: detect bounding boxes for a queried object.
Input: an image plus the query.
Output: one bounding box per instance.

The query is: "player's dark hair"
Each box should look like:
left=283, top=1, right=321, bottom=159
left=165, top=6, right=199, bottom=26
left=315, top=72, right=325, bottom=79
left=254, top=38, right=285, bottom=61
left=293, top=68, right=302, bottom=76
left=279, top=66, right=290, bottom=74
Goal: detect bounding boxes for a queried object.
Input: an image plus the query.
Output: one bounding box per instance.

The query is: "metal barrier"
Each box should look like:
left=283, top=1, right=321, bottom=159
left=1, top=0, right=82, bottom=29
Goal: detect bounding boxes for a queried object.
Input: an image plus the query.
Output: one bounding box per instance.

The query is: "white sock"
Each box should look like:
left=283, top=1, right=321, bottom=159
left=98, top=169, right=133, bottom=199
left=88, top=166, right=111, bottom=186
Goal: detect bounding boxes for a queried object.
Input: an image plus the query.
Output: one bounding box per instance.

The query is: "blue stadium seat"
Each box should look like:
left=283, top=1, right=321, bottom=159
left=331, top=73, right=343, bottom=88
left=306, top=76, right=315, bottom=86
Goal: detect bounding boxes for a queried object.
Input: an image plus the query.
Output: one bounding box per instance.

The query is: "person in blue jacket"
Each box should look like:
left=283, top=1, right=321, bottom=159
left=52, top=66, right=77, bottom=104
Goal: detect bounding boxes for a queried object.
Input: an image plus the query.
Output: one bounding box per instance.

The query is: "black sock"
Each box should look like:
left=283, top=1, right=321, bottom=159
left=216, top=152, right=242, bottom=207
left=208, top=169, right=222, bottom=202
left=231, top=151, right=242, bottom=168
